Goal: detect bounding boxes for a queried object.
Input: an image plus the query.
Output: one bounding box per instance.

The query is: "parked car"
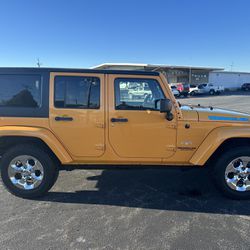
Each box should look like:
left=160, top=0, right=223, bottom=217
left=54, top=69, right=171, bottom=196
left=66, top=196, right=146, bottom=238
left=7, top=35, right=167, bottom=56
left=128, top=86, right=151, bottom=99
left=189, top=85, right=199, bottom=96
left=172, top=83, right=190, bottom=97
left=197, top=83, right=224, bottom=95
left=1, top=67, right=250, bottom=200
left=241, top=83, right=250, bottom=91
left=171, top=85, right=180, bottom=97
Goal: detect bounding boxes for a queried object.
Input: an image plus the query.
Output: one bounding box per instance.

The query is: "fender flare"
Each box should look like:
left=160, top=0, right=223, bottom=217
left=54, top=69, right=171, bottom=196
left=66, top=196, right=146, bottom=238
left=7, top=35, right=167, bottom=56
left=0, top=126, right=73, bottom=164
left=190, top=126, right=250, bottom=165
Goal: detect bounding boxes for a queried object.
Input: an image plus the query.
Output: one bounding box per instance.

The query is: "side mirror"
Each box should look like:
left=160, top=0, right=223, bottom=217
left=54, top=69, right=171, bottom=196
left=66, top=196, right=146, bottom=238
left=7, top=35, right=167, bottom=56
left=160, top=99, right=172, bottom=113
left=160, top=99, right=174, bottom=121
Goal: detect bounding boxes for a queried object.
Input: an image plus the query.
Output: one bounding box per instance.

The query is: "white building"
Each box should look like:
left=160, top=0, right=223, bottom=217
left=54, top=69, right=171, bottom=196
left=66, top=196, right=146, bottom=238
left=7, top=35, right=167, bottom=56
left=92, top=63, right=250, bottom=89
left=209, top=71, right=250, bottom=90
left=93, top=63, right=222, bottom=85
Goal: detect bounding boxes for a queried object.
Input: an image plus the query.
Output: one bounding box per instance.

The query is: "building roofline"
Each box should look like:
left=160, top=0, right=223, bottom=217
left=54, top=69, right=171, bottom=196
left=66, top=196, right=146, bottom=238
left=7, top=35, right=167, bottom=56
left=212, top=70, right=250, bottom=74
left=92, top=63, right=224, bottom=71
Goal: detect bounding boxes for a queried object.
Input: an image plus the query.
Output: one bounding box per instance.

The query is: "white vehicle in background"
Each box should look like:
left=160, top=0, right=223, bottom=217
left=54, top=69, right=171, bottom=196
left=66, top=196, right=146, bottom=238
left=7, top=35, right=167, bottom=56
left=128, top=86, right=151, bottom=99
left=170, top=85, right=180, bottom=97
left=197, top=83, right=224, bottom=95
left=189, top=85, right=199, bottom=96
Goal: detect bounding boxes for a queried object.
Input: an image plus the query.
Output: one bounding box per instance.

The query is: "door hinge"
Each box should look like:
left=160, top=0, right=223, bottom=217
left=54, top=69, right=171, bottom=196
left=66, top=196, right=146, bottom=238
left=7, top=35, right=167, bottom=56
left=95, top=144, right=105, bottom=151
left=96, top=122, right=105, bottom=128
left=166, top=124, right=177, bottom=129
left=166, top=145, right=176, bottom=151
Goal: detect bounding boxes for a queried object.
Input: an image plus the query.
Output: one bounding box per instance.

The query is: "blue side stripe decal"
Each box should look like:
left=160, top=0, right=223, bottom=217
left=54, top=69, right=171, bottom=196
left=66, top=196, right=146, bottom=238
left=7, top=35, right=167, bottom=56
left=208, top=116, right=249, bottom=122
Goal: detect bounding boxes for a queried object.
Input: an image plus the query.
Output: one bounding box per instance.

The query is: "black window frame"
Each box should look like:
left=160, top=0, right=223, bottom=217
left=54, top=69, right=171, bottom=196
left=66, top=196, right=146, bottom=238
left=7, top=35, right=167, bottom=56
left=114, top=78, right=165, bottom=111
left=54, top=75, right=101, bottom=110
left=0, top=72, right=49, bottom=118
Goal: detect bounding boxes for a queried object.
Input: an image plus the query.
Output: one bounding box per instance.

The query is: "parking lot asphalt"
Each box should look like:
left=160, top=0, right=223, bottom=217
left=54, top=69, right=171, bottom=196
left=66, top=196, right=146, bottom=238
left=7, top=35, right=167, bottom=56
left=1, top=92, right=250, bottom=250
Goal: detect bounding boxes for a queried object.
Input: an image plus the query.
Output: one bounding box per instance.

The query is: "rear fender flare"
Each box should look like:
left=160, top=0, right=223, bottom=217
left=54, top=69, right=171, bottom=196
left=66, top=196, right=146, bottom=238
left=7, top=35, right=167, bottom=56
left=0, top=126, right=73, bottom=164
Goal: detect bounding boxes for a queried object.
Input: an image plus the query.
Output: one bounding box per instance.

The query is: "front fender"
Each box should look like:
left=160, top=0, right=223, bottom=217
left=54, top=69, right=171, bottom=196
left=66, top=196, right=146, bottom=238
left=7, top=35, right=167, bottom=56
left=190, top=126, right=250, bottom=165
left=0, top=126, right=73, bottom=164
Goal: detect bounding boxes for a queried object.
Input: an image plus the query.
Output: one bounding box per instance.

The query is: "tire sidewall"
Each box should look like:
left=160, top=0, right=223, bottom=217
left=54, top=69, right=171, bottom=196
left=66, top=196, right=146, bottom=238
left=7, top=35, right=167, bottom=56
left=213, top=147, right=250, bottom=199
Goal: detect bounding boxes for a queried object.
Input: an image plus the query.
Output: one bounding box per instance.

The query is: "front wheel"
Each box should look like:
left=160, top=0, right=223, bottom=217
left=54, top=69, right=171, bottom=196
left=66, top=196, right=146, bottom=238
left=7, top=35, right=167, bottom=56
left=0, top=144, right=59, bottom=198
left=213, top=147, right=250, bottom=199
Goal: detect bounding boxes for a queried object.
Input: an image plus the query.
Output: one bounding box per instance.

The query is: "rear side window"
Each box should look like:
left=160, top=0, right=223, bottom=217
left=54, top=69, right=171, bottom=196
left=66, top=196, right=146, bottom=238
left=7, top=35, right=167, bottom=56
left=54, top=76, right=100, bottom=109
left=0, top=75, right=42, bottom=108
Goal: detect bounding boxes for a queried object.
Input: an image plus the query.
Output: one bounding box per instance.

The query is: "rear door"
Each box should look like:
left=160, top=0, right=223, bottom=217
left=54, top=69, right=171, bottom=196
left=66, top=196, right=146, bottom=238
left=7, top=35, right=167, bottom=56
left=108, top=74, right=177, bottom=160
left=49, top=72, right=105, bottom=157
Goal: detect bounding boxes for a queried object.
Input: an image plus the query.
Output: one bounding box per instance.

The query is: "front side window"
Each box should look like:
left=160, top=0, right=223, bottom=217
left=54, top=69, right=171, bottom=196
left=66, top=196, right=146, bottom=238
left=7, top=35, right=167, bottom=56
left=115, top=78, right=165, bottom=110
left=54, top=76, right=100, bottom=109
left=0, top=75, right=42, bottom=108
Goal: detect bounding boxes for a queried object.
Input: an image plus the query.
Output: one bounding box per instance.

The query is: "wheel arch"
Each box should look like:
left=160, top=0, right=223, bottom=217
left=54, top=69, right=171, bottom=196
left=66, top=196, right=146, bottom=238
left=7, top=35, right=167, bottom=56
left=204, top=138, right=250, bottom=167
left=0, top=126, right=73, bottom=164
left=190, top=127, right=250, bottom=166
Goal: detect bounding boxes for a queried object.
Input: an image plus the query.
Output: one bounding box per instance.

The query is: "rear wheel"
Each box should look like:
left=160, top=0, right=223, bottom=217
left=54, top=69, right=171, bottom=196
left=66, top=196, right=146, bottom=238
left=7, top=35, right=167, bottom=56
left=213, top=147, right=250, bottom=199
left=0, top=144, right=59, bottom=198
left=209, top=89, right=215, bottom=95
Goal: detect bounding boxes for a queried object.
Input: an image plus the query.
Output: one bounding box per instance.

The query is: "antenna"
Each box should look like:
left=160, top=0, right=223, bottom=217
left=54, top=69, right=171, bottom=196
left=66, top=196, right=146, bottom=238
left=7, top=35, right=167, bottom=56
left=230, top=62, right=234, bottom=71
left=36, top=58, right=42, bottom=68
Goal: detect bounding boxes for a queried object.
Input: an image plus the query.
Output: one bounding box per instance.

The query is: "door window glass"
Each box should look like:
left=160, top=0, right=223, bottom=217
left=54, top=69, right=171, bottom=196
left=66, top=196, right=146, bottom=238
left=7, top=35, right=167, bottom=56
left=115, top=78, right=165, bottom=110
left=54, top=76, right=100, bottom=109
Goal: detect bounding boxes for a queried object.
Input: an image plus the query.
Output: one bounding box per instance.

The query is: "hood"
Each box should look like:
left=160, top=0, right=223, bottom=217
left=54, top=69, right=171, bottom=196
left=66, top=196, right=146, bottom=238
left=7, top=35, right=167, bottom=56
left=180, top=105, right=250, bottom=123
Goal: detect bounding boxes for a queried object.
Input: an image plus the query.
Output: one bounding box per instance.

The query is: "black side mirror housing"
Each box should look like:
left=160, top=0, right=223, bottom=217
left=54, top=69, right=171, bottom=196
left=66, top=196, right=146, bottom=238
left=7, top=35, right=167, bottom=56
left=160, top=99, right=174, bottom=121
left=160, top=99, right=173, bottom=113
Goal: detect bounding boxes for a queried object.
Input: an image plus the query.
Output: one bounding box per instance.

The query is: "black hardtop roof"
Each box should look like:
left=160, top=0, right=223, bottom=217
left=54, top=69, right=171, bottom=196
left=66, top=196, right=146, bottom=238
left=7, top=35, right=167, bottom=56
left=0, top=67, right=159, bottom=76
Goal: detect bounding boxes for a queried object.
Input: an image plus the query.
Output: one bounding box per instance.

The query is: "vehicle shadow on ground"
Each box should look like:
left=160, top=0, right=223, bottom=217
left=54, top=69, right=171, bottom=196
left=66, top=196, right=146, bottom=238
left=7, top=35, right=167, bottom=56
left=40, top=168, right=250, bottom=216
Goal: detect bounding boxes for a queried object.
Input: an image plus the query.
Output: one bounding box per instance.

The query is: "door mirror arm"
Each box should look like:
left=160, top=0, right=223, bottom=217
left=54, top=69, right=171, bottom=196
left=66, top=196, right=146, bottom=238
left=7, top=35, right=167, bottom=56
left=165, top=111, right=174, bottom=121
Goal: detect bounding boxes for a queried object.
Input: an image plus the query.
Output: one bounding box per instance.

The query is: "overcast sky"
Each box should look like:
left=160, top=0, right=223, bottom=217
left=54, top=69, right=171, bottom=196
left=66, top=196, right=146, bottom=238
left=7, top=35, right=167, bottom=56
left=0, top=0, right=249, bottom=71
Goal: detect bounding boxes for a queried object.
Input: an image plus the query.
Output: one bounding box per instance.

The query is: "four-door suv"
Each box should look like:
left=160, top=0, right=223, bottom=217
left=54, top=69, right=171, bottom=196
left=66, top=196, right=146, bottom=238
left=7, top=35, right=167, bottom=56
left=0, top=67, right=250, bottom=199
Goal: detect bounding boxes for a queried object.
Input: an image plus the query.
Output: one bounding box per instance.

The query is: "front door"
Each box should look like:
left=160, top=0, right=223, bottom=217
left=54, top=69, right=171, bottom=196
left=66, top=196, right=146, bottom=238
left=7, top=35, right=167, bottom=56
left=49, top=72, right=105, bottom=158
left=108, top=75, right=177, bottom=160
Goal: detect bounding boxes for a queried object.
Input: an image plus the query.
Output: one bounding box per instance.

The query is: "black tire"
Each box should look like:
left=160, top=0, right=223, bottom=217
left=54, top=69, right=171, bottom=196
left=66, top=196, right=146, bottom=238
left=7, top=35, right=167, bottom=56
left=209, top=89, right=215, bottom=95
left=0, top=144, right=59, bottom=199
left=213, top=147, right=250, bottom=200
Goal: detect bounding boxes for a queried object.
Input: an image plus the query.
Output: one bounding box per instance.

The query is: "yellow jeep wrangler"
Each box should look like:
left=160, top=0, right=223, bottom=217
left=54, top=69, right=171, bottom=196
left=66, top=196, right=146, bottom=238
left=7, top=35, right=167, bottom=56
left=0, top=67, right=250, bottom=199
